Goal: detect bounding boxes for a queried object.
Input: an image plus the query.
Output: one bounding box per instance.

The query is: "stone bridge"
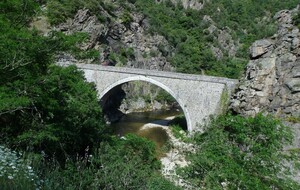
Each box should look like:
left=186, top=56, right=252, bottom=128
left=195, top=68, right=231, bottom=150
left=59, top=63, right=238, bottom=132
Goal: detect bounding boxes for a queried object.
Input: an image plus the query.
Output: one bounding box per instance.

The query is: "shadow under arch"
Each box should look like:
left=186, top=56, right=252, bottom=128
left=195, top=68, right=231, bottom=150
left=99, top=76, right=192, bottom=132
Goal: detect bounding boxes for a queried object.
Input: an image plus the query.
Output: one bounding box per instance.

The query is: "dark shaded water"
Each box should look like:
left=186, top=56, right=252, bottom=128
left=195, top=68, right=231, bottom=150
left=111, top=109, right=182, bottom=149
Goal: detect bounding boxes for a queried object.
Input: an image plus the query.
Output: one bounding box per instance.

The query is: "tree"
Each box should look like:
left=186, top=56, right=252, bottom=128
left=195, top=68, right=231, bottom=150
left=182, top=114, right=300, bottom=189
left=0, top=0, right=106, bottom=163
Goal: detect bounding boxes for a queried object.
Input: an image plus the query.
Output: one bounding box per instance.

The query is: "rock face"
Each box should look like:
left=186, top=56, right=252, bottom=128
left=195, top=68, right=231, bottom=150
left=157, top=0, right=205, bottom=10
left=231, top=7, right=300, bottom=118
left=55, top=8, right=174, bottom=71
left=202, top=15, right=239, bottom=60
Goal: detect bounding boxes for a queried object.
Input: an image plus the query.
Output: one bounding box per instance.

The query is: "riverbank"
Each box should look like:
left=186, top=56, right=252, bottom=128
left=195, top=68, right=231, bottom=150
left=140, top=117, right=195, bottom=189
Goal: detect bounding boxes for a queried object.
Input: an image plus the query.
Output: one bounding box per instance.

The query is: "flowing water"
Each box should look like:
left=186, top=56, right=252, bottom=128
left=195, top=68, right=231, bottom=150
left=111, top=109, right=182, bottom=149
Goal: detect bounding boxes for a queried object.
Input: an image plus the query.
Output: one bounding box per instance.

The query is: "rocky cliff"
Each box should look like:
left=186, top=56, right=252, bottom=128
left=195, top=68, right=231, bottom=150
left=157, top=0, right=205, bottom=10
left=231, top=6, right=300, bottom=118
left=55, top=8, right=174, bottom=71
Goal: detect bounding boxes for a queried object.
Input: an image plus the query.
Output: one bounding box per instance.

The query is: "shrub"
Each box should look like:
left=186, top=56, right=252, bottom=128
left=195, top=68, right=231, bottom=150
left=293, top=12, right=300, bottom=29
left=1, top=65, right=106, bottom=164
left=37, top=135, right=164, bottom=189
left=182, top=114, right=300, bottom=189
left=0, top=145, right=41, bottom=190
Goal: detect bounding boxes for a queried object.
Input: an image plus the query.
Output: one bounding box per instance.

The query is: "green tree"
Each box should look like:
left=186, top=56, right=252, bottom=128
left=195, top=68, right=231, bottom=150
left=182, top=114, right=300, bottom=189
left=0, top=0, right=106, bottom=164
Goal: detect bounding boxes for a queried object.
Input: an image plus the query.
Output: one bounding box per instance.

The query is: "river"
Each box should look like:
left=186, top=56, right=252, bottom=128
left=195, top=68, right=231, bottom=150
left=111, top=109, right=182, bottom=150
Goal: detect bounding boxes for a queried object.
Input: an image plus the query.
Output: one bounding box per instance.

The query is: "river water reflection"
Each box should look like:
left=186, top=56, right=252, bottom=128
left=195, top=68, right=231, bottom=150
left=111, top=109, right=182, bottom=149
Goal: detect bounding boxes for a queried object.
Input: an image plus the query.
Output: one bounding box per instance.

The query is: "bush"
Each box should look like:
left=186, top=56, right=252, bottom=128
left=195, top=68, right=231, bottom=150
left=182, top=114, right=300, bottom=189
left=293, top=12, right=300, bottom=29
left=146, top=175, right=182, bottom=190
left=1, top=65, right=106, bottom=164
left=36, top=135, right=167, bottom=189
left=156, top=90, right=176, bottom=104
left=169, top=115, right=187, bottom=130
left=0, top=145, right=41, bottom=190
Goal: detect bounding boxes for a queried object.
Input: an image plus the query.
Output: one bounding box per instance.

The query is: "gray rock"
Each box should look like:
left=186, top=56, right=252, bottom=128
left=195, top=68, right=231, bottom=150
left=249, top=39, right=273, bottom=59
left=231, top=6, right=300, bottom=118
left=153, top=101, right=163, bottom=110
left=292, top=66, right=300, bottom=78
left=158, top=0, right=204, bottom=10
left=211, top=46, right=223, bottom=60
left=286, top=79, right=300, bottom=92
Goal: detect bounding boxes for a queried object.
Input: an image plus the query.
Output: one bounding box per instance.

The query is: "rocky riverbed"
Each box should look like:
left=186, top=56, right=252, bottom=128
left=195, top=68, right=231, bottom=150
left=140, top=116, right=195, bottom=189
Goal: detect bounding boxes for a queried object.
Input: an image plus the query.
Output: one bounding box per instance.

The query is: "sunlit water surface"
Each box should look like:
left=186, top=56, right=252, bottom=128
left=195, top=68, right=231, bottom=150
left=111, top=109, right=182, bottom=150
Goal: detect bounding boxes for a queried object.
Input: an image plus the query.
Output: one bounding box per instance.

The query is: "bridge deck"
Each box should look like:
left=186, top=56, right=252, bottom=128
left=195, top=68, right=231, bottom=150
left=60, top=63, right=238, bottom=90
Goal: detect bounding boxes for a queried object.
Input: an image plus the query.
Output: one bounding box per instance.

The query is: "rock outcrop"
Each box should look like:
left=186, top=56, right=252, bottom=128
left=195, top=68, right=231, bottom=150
left=55, top=8, right=174, bottom=71
left=157, top=0, right=205, bottom=11
left=202, top=15, right=239, bottom=60
left=230, top=7, right=300, bottom=118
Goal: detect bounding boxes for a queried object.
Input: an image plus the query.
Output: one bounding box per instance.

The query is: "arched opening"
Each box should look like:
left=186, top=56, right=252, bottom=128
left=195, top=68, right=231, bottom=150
left=99, top=76, right=190, bottom=148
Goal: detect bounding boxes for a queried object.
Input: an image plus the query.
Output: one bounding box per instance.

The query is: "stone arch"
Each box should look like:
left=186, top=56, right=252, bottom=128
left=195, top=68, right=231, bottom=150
left=99, top=75, right=192, bottom=131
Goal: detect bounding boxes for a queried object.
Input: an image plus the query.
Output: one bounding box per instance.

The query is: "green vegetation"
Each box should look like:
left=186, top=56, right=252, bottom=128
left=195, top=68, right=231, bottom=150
left=44, top=0, right=299, bottom=78
left=1, top=1, right=176, bottom=189
left=132, top=0, right=299, bottom=78
left=0, top=146, right=40, bottom=189
left=169, top=115, right=187, bottom=130
left=0, top=0, right=105, bottom=162
left=156, top=90, right=176, bottom=104
left=169, top=115, right=189, bottom=142
left=46, top=0, right=111, bottom=25
left=182, top=114, right=300, bottom=189
left=1, top=1, right=300, bottom=189
left=37, top=135, right=163, bottom=189
left=293, top=11, right=300, bottom=29
left=219, top=88, right=229, bottom=115
left=1, top=135, right=180, bottom=189
left=170, top=124, right=189, bottom=142
left=54, top=32, right=100, bottom=60
left=286, top=115, right=300, bottom=123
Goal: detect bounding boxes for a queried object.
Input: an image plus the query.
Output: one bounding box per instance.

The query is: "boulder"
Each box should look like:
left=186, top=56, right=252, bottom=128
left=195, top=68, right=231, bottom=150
left=249, top=39, right=273, bottom=59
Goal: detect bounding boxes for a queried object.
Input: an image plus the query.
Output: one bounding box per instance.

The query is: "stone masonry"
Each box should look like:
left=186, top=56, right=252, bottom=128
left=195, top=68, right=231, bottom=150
left=58, top=63, right=237, bottom=132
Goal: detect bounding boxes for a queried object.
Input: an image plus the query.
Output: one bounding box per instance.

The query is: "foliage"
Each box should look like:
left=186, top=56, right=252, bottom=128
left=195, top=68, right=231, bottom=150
left=156, top=89, right=176, bottom=104
left=146, top=175, right=183, bottom=190
left=293, top=11, right=300, bottom=29
left=0, top=135, right=175, bottom=190
left=130, top=0, right=299, bottom=78
left=0, top=0, right=38, bottom=27
left=90, top=135, right=160, bottom=189
left=169, top=115, right=187, bottom=130
left=54, top=31, right=100, bottom=60
left=169, top=115, right=189, bottom=142
left=32, top=135, right=176, bottom=190
left=170, top=124, right=189, bottom=143
left=121, top=11, right=134, bottom=26
left=1, top=65, right=106, bottom=163
left=286, top=115, right=300, bottom=123
left=182, top=114, right=300, bottom=189
left=0, top=0, right=106, bottom=165
left=46, top=0, right=116, bottom=25
left=0, top=145, right=40, bottom=190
